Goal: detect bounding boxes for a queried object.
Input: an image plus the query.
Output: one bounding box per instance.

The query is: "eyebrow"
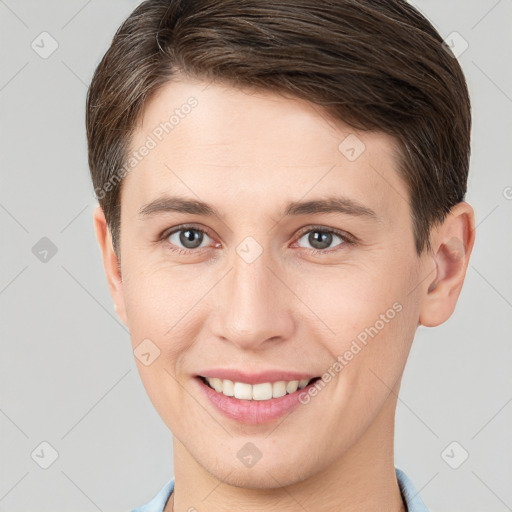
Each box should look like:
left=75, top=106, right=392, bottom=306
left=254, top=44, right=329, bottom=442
left=138, top=195, right=379, bottom=221
left=284, top=197, right=378, bottom=220
left=139, top=197, right=218, bottom=217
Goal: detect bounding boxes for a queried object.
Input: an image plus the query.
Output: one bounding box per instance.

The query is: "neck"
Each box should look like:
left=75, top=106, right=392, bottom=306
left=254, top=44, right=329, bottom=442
left=166, top=392, right=405, bottom=512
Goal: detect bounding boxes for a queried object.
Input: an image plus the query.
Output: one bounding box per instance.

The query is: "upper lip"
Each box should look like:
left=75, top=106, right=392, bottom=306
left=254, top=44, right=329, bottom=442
left=197, top=369, right=318, bottom=385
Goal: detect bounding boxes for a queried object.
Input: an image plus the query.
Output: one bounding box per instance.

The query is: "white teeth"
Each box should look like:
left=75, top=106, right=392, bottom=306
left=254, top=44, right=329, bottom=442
left=204, top=377, right=314, bottom=401
left=252, top=383, right=273, bottom=401
left=222, top=379, right=234, bottom=396
left=286, top=380, right=299, bottom=393
left=210, top=377, right=223, bottom=393
left=233, top=382, right=252, bottom=400
left=298, top=379, right=309, bottom=389
left=272, top=381, right=287, bottom=398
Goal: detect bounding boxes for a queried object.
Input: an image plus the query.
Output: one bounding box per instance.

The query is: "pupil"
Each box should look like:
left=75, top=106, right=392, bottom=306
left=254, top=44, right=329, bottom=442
left=309, top=230, right=331, bottom=249
left=180, top=229, right=203, bottom=249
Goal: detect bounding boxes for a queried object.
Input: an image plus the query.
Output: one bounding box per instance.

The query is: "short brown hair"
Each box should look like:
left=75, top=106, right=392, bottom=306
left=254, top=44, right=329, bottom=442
left=86, top=0, right=471, bottom=255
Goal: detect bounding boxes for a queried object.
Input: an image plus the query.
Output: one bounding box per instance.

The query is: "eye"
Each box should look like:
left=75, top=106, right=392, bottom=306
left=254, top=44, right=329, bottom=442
left=295, top=227, right=348, bottom=252
left=165, top=226, right=213, bottom=252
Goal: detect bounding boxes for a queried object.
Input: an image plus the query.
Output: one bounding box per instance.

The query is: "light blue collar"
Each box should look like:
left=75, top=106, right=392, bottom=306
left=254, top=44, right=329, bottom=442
left=132, top=467, right=429, bottom=511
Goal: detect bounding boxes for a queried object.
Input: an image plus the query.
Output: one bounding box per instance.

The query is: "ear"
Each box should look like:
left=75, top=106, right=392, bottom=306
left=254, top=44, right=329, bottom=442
left=93, top=205, right=128, bottom=326
left=419, top=202, right=475, bottom=327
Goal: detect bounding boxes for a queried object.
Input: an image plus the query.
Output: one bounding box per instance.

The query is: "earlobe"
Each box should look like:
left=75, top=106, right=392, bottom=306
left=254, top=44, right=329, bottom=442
left=93, top=206, right=128, bottom=325
left=419, top=202, right=475, bottom=327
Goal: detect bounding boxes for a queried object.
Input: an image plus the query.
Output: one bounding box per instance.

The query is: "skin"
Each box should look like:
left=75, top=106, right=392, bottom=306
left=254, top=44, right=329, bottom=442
left=94, top=77, right=475, bottom=512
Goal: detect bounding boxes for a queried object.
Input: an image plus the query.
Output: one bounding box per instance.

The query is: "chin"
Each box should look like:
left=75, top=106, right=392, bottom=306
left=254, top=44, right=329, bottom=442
left=201, top=453, right=313, bottom=490
left=222, top=469, right=302, bottom=490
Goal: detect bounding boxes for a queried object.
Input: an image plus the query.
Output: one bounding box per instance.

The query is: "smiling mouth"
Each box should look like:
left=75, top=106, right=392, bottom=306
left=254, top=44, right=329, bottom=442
left=199, top=376, right=321, bottom=401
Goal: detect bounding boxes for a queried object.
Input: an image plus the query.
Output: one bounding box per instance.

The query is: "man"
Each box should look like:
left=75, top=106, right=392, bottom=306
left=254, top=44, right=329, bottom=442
left=87, top=1, right=475, bottom=510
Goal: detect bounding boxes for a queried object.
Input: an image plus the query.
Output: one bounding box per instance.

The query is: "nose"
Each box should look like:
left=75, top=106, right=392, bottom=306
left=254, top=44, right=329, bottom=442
left=211, top=247, right=296, bottom=351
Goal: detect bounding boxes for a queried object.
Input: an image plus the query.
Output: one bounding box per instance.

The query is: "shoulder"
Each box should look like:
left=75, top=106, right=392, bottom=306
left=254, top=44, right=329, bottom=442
left=133, top=472, right=429, bottom=512
left=130, top=479, right=174, bottom=512
left=395, top=467, right=430, bottom=512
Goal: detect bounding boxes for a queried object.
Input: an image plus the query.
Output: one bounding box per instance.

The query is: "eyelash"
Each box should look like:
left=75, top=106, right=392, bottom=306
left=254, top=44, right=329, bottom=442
left=294, top=225, right=355, bottom=254
left=158, top=224, right=355, bottom=256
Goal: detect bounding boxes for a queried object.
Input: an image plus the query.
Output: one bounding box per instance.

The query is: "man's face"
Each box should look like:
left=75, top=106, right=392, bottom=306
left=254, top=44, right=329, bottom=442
left=115, top=77, right=429, bottom=487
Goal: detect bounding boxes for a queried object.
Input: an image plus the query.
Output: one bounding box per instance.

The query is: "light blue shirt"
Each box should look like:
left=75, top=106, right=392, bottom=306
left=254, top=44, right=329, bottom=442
left=131, top=467, right=429, bottom=512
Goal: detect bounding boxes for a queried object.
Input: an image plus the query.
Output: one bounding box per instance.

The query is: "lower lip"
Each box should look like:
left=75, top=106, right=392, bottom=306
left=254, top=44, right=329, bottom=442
left=195, top=377, right=317, bottom=424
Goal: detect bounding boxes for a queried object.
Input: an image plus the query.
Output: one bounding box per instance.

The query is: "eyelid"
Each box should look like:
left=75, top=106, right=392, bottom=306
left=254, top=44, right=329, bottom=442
left=160, top=223, right=214, bottom=241
left=158, top=223, right=356, bottom=254
left=293, top=224, right=357, bottom=245
left=159, top=223, right=219, bottom=254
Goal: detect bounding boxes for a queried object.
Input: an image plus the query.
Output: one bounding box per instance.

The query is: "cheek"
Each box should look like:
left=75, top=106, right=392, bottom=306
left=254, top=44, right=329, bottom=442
left=120, top=266, right=200, bottom=424
left=294, top=262, right=418, bottom=393
left=294, top=261, right=409, bottom=334
left=122, top=258, right=184, bottom=330
left=121, top=261, right=213, bottom=368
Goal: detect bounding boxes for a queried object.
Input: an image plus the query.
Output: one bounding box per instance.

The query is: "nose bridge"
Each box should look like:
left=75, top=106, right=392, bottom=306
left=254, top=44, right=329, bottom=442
left=213, top=242, right=294, bottom=349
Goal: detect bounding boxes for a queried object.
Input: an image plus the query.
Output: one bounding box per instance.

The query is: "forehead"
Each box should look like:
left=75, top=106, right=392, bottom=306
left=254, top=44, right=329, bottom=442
left=122, top=77, right=408, bottom=223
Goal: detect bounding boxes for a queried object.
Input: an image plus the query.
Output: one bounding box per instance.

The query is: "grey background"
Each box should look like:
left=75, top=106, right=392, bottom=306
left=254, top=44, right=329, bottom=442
left=0, top=1, right=510, bottom=511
